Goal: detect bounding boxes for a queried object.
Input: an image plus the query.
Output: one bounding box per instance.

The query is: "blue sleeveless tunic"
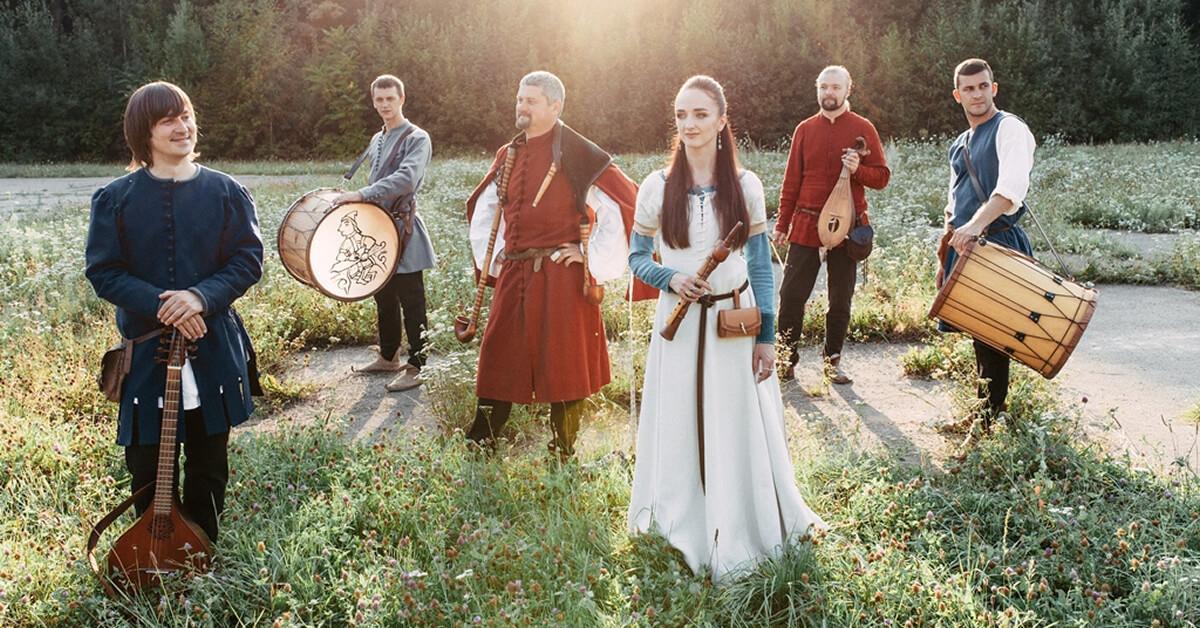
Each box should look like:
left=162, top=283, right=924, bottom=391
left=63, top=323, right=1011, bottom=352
left=940, top=111, right=1035, bottom=333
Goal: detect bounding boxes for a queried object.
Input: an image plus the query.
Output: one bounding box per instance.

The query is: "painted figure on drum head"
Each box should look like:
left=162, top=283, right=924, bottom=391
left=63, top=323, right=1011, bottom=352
left=331, top=209, right=388, bottom=292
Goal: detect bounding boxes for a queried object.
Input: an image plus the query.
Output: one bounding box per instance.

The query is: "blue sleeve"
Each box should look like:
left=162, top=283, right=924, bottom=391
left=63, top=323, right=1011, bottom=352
left=745, top=232, right=775, bottom=344
left=191, top=183, right=264, bottom=314
left=628, top=232, right=677, bottom=292
left=84, top=186, right=164, bottom=318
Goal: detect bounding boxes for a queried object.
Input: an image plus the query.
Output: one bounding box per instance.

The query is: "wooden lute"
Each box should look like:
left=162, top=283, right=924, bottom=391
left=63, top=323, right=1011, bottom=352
left=817, top=136, right=871, bottom=249
left=88, top=328, right=213, bottom=596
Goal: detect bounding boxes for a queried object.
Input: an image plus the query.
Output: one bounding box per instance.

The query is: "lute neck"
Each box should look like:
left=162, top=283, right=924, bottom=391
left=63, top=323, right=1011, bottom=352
left=152, top=341, right=184, bottom=515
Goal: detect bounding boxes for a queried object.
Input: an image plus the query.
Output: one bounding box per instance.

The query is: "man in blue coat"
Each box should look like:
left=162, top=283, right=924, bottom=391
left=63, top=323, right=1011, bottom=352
left=85, top=81, right=263, bottom=541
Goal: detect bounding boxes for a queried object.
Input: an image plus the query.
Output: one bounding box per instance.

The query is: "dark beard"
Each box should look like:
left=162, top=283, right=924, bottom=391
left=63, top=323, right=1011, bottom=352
left=821, top=97, right=841, bottom=111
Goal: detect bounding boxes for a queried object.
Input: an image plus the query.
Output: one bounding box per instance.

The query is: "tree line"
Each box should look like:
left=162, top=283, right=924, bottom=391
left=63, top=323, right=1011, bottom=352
left=2, top=0, right=1198, bottom=162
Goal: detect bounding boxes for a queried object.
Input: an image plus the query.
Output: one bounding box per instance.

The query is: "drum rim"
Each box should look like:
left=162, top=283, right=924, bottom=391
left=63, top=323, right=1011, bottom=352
left=276, top=187, right=344, bottom=287
left=926, top=238, right=974, bottom=321
left=305, top=201, right=402, bottom=303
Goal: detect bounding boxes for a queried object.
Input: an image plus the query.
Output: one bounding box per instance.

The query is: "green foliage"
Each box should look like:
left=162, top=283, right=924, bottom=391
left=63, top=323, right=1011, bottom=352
left=2, top=0, right=1199, bottom=162
left=2, top=148, right=1199, bottom=624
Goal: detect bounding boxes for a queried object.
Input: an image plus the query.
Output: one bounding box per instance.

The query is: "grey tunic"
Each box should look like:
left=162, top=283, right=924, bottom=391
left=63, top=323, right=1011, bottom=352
left=357, top=121, right=437, bottom=273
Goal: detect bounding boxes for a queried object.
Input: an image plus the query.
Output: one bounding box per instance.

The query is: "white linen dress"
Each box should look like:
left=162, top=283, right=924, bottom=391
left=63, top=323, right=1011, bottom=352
left=627, top=169, right=827, bottom=582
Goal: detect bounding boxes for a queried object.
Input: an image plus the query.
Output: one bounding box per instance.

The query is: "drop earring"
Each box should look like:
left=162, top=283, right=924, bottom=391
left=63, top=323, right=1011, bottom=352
left=717, top=133, right=722, bottom=151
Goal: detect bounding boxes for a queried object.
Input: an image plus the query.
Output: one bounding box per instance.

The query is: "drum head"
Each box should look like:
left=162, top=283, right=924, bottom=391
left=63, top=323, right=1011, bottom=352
left=307, top=203, right=401, bottom=301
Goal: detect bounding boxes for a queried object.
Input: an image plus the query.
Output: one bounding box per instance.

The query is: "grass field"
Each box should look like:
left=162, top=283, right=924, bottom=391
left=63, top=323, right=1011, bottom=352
left=1, top=143, right=1198, bottom=625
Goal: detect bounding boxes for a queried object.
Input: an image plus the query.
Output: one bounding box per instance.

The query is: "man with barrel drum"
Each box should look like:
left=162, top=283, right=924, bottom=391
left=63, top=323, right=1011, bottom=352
left=773, top=65, right=890, bottom=385
left=462, top=71, right=643, bottom=458
left=334, top=74, right=437, bottom=392
left=938, top=58, right=1037, bottom=431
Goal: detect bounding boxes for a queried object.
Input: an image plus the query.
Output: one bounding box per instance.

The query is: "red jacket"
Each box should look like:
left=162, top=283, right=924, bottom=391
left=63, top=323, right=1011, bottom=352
left=776, top=110, right=890, bottom=248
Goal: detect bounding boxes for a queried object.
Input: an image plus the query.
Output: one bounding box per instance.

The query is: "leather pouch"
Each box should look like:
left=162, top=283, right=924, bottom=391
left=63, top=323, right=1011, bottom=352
left=98, top=341, right=134, bottom=402
left=717, top=289, right=761, bottom=338
left=98, top=328, right=164, bottom=402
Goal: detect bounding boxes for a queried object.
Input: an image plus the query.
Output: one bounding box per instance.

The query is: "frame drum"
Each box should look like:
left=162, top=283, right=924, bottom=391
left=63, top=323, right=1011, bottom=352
left=929, top=239, right=1098, bottom=379
left=277, top=188, right=401, bottom=302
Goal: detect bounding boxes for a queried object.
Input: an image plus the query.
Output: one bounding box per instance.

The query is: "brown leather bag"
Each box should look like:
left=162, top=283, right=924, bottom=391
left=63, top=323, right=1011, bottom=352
left=98, top=328, right=164, bottom=402
left=716, top=289, right=761, bottom=338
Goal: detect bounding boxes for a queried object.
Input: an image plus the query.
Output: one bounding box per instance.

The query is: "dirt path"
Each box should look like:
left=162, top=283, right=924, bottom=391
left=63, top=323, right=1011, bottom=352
left=0, top=175, right=311, bottom=215
left=240, top=347, right=441, bottom=441
left=1055, top=284, right=1200, bottom=472
left=254, top=282, right=1199, bottom=475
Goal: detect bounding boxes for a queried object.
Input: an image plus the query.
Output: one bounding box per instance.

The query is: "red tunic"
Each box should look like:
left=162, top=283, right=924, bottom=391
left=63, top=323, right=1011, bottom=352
left=775, top=110, right=890, bottom=248
left=468, top=131, right=632, bottom=403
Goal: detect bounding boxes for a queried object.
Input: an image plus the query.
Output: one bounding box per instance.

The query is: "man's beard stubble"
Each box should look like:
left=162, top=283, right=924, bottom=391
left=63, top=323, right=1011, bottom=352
left=515, top=114, right=531, bottom=130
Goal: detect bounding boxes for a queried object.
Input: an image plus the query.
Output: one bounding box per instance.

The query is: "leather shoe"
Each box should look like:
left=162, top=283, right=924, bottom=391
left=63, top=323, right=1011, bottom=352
left=353, top=354, right=402, bottom=373
left=824, top=354, right=853, bottom=385
left=385, top=365, right=422, bottom=392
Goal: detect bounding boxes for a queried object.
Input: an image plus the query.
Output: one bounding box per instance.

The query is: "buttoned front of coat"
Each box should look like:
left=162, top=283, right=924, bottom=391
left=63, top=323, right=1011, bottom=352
left=86, top=166, right=264, bottom=445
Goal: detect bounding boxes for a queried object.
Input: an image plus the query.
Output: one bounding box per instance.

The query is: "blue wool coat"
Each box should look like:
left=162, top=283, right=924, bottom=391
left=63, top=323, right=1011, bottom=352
left=85, top=166, right=263, bottom=445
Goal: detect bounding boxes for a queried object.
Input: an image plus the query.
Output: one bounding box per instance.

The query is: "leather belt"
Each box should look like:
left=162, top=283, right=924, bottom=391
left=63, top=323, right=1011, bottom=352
left=692, top=280, right=748, bottom=492
left=503, top=247, right=558, bottom=272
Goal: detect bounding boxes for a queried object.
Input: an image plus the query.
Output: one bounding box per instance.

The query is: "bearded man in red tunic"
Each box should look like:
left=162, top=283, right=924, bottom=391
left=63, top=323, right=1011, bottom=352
left=464, top=71, right=647, bottom=457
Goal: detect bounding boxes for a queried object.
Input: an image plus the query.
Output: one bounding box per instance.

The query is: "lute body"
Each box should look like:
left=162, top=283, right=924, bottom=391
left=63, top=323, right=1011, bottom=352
left=97, top=329, right=213, bottom=595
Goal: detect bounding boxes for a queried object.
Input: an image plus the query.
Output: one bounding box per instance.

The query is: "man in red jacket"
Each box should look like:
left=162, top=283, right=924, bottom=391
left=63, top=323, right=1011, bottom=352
left=773, top=65, right=890, bottom=384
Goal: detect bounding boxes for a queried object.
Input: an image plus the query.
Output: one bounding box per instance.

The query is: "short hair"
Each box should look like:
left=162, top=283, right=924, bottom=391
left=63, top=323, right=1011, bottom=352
left=370, top=74, right=405, bottom=98
left=123, top=81, right=196, bottom=171
left=816, top=65, right=852, bottom=88
left=520, top=71, right=565, bottom=109
left=954, top=58, right=993, bottom=87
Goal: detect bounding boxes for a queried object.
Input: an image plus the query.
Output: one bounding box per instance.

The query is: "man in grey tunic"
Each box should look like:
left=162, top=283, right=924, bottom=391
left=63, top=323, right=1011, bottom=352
left=334, top=74, right=437, bottom=391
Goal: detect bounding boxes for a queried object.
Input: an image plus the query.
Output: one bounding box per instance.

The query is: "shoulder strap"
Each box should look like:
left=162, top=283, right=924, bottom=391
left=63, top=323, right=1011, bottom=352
left=128, top=327, right=165, bottom=344
left=343, top=126, right=419, bottom=184
left=342, top=145, right=373, bottom=183
left=962, top=124, right=1075, bottom=280
left=87, top=482, right=154, bottom=597
left=960, top=139, right=989, bottom=205
left=387, top=126, right=418, bottom=164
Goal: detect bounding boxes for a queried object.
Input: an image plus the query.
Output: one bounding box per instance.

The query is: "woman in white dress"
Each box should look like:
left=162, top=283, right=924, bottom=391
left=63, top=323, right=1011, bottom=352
left=627, top=75, right=826, bottom=582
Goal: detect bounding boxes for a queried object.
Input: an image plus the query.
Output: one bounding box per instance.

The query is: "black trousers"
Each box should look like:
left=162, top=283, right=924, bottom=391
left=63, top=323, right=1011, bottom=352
left=374, top=270, right=427, bottom=369
left=466, top=398, right=585, bottom=455
left=974, top=339, right=1011, bottom=422
left=125, top=408, right=229, bottom=542
left=777, top=243, right=858, bottom=367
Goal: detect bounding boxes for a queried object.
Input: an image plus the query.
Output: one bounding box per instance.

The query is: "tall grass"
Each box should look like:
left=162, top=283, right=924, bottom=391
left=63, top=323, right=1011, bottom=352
left=2, top=145, right=1198, bottom=625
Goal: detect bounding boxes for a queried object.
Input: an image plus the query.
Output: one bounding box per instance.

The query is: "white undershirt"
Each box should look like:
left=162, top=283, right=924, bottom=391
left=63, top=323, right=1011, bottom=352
left=945, top=114, right=1037, bottom=218
left=181, top=360, right=200, bottom=410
